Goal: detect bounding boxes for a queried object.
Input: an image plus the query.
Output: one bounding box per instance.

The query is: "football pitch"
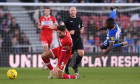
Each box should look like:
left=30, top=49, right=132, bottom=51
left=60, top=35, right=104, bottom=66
left=0, top=67, right=140, bottom=84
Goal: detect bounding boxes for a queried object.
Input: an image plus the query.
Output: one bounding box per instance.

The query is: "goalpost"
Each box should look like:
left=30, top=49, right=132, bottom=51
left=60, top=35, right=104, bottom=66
left=0, top=3, right=140, bottom=67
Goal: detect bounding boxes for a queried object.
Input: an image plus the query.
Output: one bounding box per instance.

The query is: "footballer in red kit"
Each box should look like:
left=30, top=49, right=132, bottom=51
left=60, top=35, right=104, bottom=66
left=39, top=15, right=58, bottom=47
left=50, top=27, right=72, bottom=72
left=41, top=25, right=80, bottom=79
left=37, top=7, right=59, bottom=78
left=38, top=9, right=57, bottom=48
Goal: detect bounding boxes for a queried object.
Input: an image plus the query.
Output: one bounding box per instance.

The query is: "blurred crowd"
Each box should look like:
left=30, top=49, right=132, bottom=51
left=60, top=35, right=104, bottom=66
left=19, top=0, right=140, bottom=3
left=0, top=6, right=30, bottom=53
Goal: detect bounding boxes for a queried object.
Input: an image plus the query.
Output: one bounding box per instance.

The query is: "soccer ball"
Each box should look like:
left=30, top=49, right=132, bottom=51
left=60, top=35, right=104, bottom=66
left=7, top=69, right=17, bottom=79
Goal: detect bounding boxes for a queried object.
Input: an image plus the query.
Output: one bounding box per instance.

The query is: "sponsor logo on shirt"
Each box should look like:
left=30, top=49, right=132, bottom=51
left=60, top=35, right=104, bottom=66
left=62, top=46, right=70, bottom=50
left=110, top=36, right=114, bottom=41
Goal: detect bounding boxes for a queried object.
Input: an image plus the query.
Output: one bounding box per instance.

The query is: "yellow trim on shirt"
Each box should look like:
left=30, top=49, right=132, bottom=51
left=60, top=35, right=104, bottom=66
left=110, top=25, right=115, bottom=30
left=109, top=41, right=115, bottom=42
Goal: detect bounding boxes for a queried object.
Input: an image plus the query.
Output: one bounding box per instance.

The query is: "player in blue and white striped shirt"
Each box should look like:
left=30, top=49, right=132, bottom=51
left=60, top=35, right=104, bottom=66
left=94, top=7, right=128, bottom=58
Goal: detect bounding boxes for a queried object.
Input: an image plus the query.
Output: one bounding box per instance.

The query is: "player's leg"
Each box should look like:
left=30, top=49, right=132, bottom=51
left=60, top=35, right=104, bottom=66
left=42, top=45, right=49, bottom=70
left=65, top=58, right=71, bottom=74
left=44, top=47, right=59, bottom=79
left=72, top=37, right=84, bottom=74
left=113, top=41, right=128, bottom=48
left=41, top=49, right=54, bottom=79
left=72, top=49, right=84, bottom=74
left=65, top=42, right=76, bottom=74
left=100, top=40, right=128, bottom=49
left=100, top=39, right=109, bottom=49
left=100, top=43, right=108, bottom=49
left=56, top=70, right=78, bottom=79
left=44, top=45, right=49, bottom=52
left=62, top=73, right=79, bottom=79
left=42, top=50, right=54, bottom=71
left=41, top=40, right=53, bottom=71
left=41, top=36, right=50, bottom=70
left=56, top=65, right=79, bottom=79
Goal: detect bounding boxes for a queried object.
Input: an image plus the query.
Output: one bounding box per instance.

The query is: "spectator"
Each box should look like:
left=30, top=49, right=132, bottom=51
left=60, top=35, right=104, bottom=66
left=10, top=17, right=20, bottom=33
left=13, top=29, right=20, bottom=40
left=12, top=37, right=20, bottom=53
left=6, top=14, right=12, bottom=26
left=82, top=36, right=91, bottom=52
left=0, top=11, right=4, bottom=23
left=3, top=27, right=11, bottom=36
left=135, top=40, right=140, bottom=53
left=111, top=0, right=132, bottom=3
left=59, top=0, right=71, bottom=3
left=127, top=26, right=135, bottom=36
left=0, top=19, right=7, bottom=31
left=94, top=37, right=101, bottom=47
left=2, top=6, right=8, bottom=11
left=56, top=14, right=62, bottom=25
left=0, top=34, right=3, bottom=53
left=95, top=31, right=105, bottom=42
left=19, top=33, right=29, bottom=45
left=132, top=0, right=140, bottom=3
left=33, top=6, right=44, bottom=24
left=0, top=0, right=6, bottom=2
left=2, top=31, right=12, bottom=53
left=88, top=35, right=94, bottom=45
left=18, top=33, right=30, bottom=52
left=92, top=0, right=103, bottom=3
left=124, top=33, right=135, bottom=52
left=104, top=0, right=113, bottom=3
left=19, top=32, right=25, bottom=45
left=51, top=10, right=57, bottom=17
left=33, top=6, right=44, bottom=33
left=23, top=36, right=30, bottom=45
left=87, top=19, right=96, bottom=38
left=132, top=21, right=138, bottom=32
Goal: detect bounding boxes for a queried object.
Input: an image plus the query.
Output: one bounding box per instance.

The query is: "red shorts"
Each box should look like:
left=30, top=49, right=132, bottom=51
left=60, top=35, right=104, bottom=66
left=50, top=47, right=71, bottom=72
left=41, top=31, right=59, bottom=49
left=41, top=34, right=52, bottom=48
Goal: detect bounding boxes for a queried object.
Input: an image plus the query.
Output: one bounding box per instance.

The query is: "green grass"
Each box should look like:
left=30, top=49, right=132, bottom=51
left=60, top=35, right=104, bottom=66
left=0, top=67, right=140, bottom=84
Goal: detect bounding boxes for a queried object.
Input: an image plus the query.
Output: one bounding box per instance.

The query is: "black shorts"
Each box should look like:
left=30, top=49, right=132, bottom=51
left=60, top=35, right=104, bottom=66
left=72, top=37, right=84, bottom=54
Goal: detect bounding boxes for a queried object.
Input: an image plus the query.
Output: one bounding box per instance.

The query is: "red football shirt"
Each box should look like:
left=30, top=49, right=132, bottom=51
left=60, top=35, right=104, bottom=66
left=38, top=16, right=58, bottom=47
left=39, top=15, right=57, bottom=36
left=50, top=29, right=73, bottom=71
left=58, top=29, right=73, bottom=66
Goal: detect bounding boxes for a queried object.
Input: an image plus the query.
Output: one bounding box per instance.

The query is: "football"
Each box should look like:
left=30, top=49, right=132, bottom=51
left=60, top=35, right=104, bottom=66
left=7, top=69, right=17, bottom=79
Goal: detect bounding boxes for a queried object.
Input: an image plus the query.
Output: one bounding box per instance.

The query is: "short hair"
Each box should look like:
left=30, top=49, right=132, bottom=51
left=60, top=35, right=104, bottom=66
left=44, top=7, right=50, bottom=10
left=106, top=17, right=114, bottom=25
left=57, top=25, right=66, bottom=32
left=106, top=17, right=115, bottom=29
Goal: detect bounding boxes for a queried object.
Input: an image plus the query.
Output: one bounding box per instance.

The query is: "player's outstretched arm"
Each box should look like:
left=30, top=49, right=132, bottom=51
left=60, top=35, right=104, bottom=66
left=109, top=8, right=117, bottom=20
left=93, top=24, right=107, bottom=30
left=95, top=42, right=114, bottom=58
left=93, top=24, right=100, bottom=30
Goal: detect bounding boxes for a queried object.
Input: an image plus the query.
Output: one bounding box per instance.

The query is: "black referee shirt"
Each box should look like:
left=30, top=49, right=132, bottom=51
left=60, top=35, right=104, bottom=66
left=64, top=17, right=83, bottom=39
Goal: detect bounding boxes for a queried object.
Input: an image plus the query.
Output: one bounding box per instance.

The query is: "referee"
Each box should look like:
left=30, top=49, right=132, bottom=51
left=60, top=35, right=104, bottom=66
left=64, top=7, right=84, bottom=75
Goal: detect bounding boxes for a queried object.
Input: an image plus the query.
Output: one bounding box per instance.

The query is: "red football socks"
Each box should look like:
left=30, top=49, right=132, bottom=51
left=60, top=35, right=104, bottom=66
left=63, top=74, right=76, bottom=79
left=43, top=59, right=53, bottom=71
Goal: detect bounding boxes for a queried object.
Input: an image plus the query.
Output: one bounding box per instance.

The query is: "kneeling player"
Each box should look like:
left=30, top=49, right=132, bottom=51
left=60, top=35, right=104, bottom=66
left=94, top=7, right=128, bottom=58
left=41, top=25, right=79, bottom=79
